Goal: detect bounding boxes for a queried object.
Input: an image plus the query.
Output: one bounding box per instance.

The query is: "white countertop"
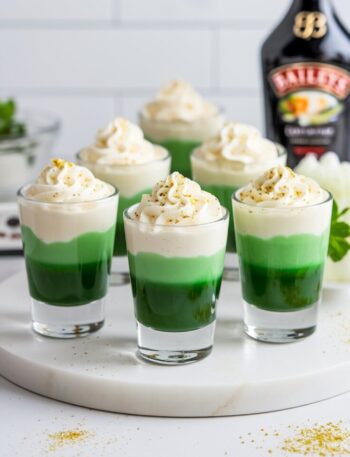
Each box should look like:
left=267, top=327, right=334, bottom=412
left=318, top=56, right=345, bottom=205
left=0, top=257, right=349, bottom=457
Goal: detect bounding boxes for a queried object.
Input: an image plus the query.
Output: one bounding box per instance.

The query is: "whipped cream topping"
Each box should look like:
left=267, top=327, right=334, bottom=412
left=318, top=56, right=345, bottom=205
left=142, top=80, right=219, bottom=123
left=131, top=172, right=224, bottom=225
left=194, top=122, right=277, bottom=170
left=24, top=159, right=114, bottom=203
left=238, top=165, right=327, bottom=207
left=80, top=117, right=166, bottom=165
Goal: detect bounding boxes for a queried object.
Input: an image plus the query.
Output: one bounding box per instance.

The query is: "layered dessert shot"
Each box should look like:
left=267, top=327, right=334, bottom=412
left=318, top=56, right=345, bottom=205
left=191, top=122, right=286, bottom=278
left=124, top=172, right=228, bottom=364
left=18, top=159, right=118, bottom=338
left=233, top=165, right=332, bottom=343
left=296, top=152, right=350, bottom=284
left=140, top=80, right=223, bottom=177
left=78, top=118, right=170, bottom=284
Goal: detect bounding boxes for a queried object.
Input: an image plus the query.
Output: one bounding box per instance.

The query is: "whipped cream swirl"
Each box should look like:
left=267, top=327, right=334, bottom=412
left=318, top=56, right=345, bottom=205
left=132, top=172, right=224, bottom=225
left=238, top=165, right=327, bottom=207
left=24, top=159, right=114, bottom=202
left=195, top=122, right=277, bottom=170
left=80, top=118, right=165, bottom=165
left=142, top=80, right=219, bottom=123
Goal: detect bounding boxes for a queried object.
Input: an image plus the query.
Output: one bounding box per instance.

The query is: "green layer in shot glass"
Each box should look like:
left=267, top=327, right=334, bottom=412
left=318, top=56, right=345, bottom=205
left=124, top=206, right=229, bottom=332
left=191, top=144, right=287, bottom=253
left=140, top=112, right=223, bottom=178
left=18, top=185, right=118, bottom=306
left=77, top=151, right=171, bottom=257
left=232, top=192, right=333, bottom=313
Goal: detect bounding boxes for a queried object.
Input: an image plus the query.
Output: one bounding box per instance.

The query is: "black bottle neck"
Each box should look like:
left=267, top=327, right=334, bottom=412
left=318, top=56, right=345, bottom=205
left=287, top=0, right=333, bottom=15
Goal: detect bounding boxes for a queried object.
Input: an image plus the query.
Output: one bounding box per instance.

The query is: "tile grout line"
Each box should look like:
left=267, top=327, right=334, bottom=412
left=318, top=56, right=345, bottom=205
left=0, top=20, right=270, bottom=31
left=110, top=0, right=121, bottom=26
left=210, top=26, right=221, bottom=91
left=0, top=88, right=261, bottom=97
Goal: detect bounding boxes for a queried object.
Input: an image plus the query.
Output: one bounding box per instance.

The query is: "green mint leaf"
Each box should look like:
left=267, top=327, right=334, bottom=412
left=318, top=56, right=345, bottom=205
left=328, top=200, right=350, bottom=262
left=328, top=237, right=350, bottom=262
left=0, top=99, right=15, bottom=121
left=331, top=221, right=350, bottom=238
left=0, top=98, right=26, bottom=139
left=331, top=200, right=339, bottom=222
left=339, top=207, right=350, bottom=218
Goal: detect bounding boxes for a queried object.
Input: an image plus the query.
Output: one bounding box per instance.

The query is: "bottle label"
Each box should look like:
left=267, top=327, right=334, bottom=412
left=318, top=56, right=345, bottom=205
left=269, top=62, right=350, bottom=158
left=293, top=11, right=327, bottom=40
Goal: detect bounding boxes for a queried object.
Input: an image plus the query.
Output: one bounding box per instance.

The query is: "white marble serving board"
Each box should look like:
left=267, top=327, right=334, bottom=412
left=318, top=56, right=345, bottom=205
left=0, top=270, right=350, bottom=417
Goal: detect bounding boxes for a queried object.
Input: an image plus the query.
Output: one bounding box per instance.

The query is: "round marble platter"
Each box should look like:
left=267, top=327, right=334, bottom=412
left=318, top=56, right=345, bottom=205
left=0, top=270, right=350, bottom=417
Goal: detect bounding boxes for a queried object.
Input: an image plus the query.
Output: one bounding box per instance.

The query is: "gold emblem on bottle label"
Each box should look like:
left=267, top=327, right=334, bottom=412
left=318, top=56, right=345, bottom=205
left=294, top=11, right=327, bottom=40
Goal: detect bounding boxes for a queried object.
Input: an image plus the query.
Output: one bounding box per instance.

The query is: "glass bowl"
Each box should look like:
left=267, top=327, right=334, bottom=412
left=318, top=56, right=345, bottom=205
left=0, top=110, right=60, bottom=201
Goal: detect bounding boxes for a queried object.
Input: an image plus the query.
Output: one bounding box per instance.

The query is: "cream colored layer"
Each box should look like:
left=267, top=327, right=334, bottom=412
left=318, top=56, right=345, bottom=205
left=139, top=113, right=224, bottom=142
left=191, top=150, right=287, bottom=187
left=78, top=151, right=171, bottom=198
left=18, top=195, right=118, bottom=243
left=124, top=204, right=228, bottom=257
left=233, top=197, right=332, bottom=238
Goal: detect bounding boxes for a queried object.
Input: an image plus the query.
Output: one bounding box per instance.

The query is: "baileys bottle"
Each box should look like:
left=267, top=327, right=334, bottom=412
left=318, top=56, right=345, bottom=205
left=261, top=0, right=350, bottom=167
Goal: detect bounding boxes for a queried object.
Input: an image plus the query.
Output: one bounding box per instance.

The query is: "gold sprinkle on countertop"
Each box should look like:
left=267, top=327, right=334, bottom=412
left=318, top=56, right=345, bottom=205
left=47, top=429, right=94, bottom=451
left=281, top=422, right=350, bottom=456
left=238, top=421, right=350, bottom=456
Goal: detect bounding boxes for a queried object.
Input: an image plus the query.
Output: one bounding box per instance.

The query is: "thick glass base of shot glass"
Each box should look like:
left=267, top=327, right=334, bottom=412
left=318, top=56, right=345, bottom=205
left=223, top=252, right=240, bottom=282
left=137, top=321, right=215, bottom=365
left=243, top=300, right=318, bottom=343
left=31, top=298, right=105, bottom=338
left=110, top=256, right=130, bottom=286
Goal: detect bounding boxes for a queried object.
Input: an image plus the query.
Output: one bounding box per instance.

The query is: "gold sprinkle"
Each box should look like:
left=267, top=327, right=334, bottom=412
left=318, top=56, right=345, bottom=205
left=52, top=158, right=74, bottom=169
left=47, top=429, right=94, bottom=451
left=281, top=422, right=350, bottom=456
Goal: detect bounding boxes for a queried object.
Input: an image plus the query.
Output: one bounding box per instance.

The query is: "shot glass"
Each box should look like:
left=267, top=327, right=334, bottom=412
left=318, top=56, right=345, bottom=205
left=77, top=150, right=170, bottom=286
left=18, top=185, right=118, bottom=338
left=233, top=190, right=332, bottom=343
left=139, top=109, right=224, bottom=178
left=192, top=144, right=287, bottom=281
left=124, top=205, right=228, bottom=364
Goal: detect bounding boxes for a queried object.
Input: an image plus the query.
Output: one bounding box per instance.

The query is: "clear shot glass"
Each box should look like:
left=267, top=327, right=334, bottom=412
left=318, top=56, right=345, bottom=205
left=233, top=190, right=332, bottom=343
left=18, top=185, right=118, bottom=338
left=124, top=205, right=228, bottom=364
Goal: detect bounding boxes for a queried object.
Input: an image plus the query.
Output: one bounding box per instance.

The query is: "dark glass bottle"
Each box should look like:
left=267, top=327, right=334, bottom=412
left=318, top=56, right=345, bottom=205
left=261, top=0, right=350, bottom=167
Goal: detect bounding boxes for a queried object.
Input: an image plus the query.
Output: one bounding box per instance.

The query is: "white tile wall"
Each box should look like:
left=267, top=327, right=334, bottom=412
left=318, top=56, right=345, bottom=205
left=120, top=1, right=350, bottom=25
left=219, top=29, right=267, bottom=89
left=0, top=29, right=212, bottom=90
left=211, top=95, right=263, bottom=131
left=0, top=0, right=112, bottom=22
left=119, top=0, right=289, bottom=25
left=18, top=96, right=118, bottom=158
left=1, top=0, right=350, bottom=158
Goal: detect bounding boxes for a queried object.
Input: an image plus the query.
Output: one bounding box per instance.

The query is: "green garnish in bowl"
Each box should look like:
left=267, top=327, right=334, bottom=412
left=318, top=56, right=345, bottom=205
left=0, top=98, right=26, bottom=139
left=328, top=200, right=350, bottom=262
